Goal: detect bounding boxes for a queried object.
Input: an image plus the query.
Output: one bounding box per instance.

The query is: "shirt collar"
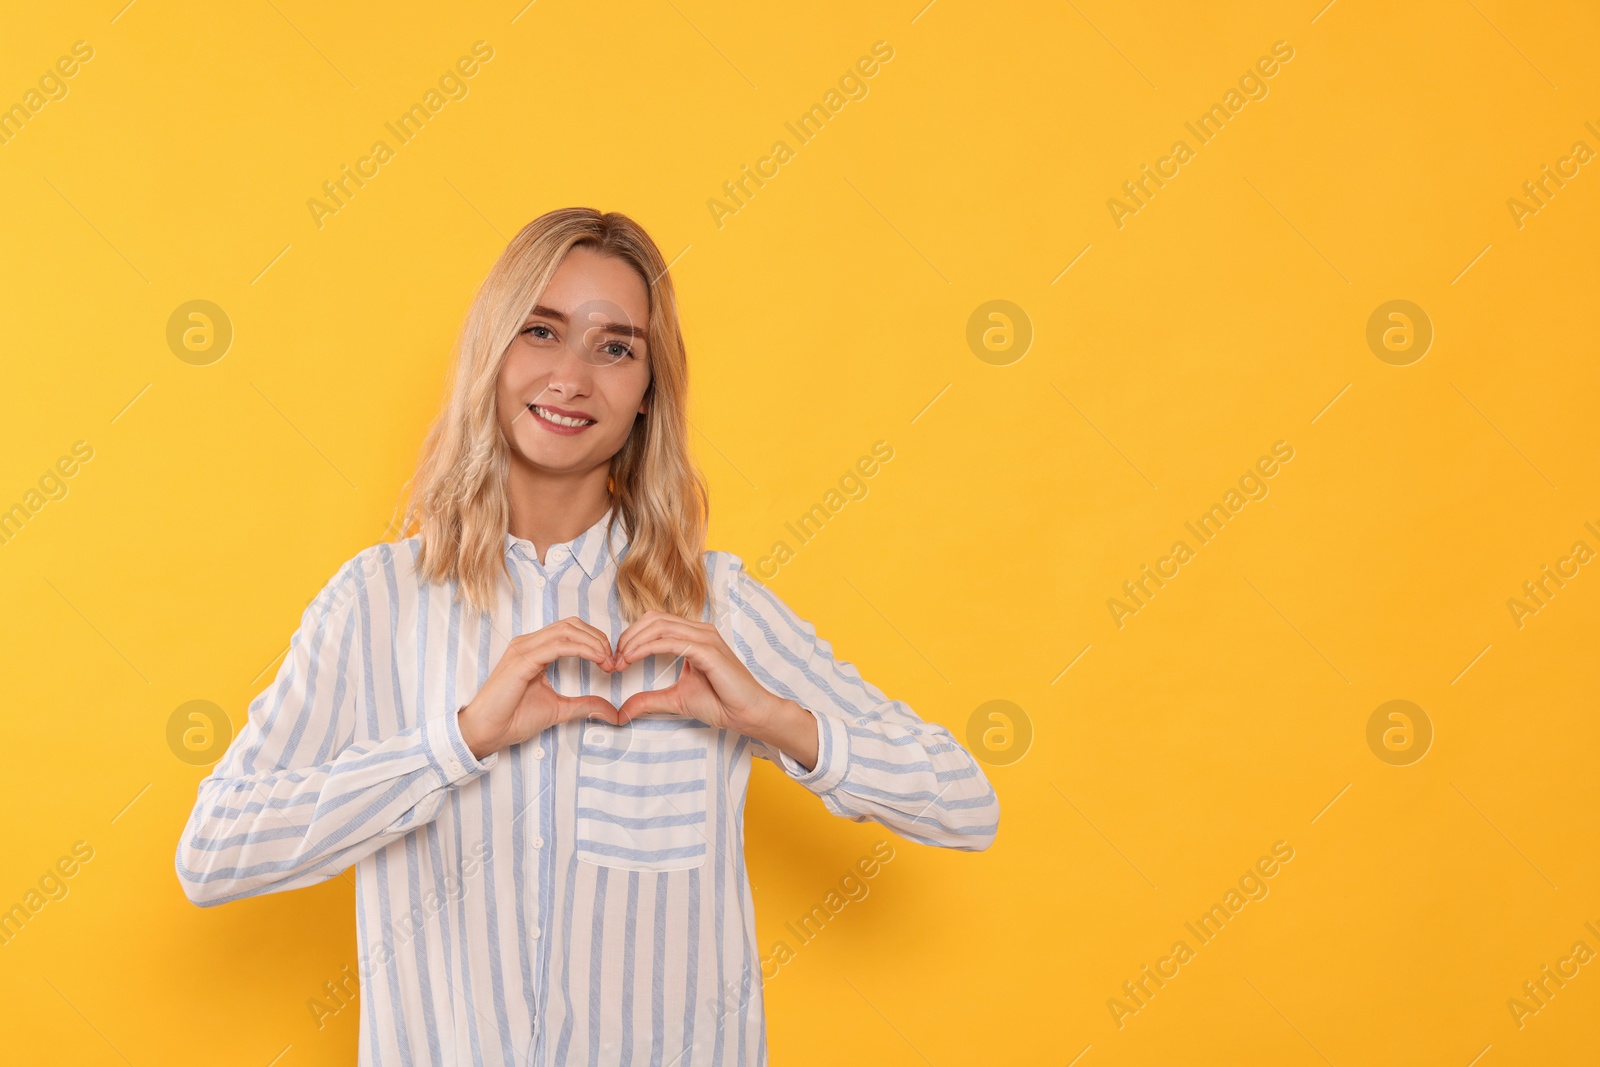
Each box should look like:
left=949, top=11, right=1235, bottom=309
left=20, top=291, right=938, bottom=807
left=504, top=505, right=629, bottom=579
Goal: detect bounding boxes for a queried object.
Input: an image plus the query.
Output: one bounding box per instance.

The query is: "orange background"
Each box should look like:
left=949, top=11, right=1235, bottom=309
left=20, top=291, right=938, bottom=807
left=1, top=1, right=1597, bottom=1063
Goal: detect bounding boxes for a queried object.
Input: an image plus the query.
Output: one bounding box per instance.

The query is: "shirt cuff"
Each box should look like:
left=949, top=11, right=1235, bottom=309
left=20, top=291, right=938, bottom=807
left=775, top=706, right=849, bottom=795
left=422, top=706, right=499, bottom=786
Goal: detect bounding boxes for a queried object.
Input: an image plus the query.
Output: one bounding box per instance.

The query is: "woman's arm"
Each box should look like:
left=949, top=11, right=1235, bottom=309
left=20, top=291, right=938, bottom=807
left=721, top=556, right=1001, bottom=851
left=174, top=551, right=496, bottom=907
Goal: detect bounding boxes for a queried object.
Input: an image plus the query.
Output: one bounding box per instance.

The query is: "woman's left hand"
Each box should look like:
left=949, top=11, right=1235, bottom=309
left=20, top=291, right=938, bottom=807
left=606, top=611, right=779, bottom=733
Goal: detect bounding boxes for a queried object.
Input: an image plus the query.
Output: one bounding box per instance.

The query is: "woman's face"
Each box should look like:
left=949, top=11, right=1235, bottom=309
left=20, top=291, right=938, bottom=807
left=496, top=245, right=653, bottom=481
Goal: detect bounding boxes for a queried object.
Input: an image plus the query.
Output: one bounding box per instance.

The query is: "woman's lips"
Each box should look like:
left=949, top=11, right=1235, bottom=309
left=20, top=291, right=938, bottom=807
left=529, top=403, right=597, bottom=436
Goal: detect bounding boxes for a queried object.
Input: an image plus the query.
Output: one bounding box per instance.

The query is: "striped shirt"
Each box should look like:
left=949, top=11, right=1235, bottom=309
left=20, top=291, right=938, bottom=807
left=175, top=506, right=1000, bottom=1065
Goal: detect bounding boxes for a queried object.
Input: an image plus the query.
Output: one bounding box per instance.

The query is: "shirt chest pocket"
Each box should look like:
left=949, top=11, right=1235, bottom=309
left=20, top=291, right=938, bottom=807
left=558, top=653, right=714, bottom=872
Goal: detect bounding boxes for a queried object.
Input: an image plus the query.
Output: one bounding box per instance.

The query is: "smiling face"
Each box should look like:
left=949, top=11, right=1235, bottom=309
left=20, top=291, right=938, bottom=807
left=495, top=244, right=653, bottom=484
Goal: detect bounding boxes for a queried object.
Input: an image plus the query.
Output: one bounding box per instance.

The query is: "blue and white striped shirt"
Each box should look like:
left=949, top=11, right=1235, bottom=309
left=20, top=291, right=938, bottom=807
left=175, top=506, right=1000, bottom=1065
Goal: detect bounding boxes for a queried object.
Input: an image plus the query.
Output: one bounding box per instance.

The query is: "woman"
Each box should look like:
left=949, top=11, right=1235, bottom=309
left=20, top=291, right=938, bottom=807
left=175, top=207, right=1001, bottom=1066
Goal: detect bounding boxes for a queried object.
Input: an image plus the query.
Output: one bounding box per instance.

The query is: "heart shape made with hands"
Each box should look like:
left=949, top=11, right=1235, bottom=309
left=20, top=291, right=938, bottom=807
left=549, top=647, right=686, bottom=721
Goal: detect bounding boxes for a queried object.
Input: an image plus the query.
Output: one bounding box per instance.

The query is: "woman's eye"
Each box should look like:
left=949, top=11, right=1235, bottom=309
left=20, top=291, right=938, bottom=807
left=522, top=324, right=555, bottom=341
left=603, top=341, right=635, bottom=359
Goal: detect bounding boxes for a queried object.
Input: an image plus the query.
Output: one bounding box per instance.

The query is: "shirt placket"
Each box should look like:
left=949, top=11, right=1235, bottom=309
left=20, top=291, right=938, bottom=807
left=523, top=541, right=567, bottom=1067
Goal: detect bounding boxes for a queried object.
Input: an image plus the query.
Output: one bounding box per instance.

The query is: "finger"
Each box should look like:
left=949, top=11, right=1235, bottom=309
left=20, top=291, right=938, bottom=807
left=615, top=684, right=682, bottom=726
left=559, top=617, right=622, bottom=671
left=615, top=611, right=709, bottom=659
left=549, top=634, right=615, bottom=671
left=557, top=615, right=615, bottom=655
left=515, top=632, right=615, bottom=674
left=615, top=618, right=714, bottom=666
left=553, top=693, right=622, bottom=727
left=612, top=613, right=664, bottom=663
left=617, top=633, right=723, bottom=676
left=497, top=635, right=555, bottom=680
left=552, top=617, right=618, bottom=667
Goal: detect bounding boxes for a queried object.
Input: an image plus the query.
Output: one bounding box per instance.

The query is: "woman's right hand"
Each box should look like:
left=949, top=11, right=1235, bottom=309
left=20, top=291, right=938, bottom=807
left=456, top=617, right=619, bottom=760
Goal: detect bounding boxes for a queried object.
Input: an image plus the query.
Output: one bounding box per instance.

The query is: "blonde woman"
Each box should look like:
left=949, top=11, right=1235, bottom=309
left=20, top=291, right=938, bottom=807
left=176, top=208, right=1001, bottom=1066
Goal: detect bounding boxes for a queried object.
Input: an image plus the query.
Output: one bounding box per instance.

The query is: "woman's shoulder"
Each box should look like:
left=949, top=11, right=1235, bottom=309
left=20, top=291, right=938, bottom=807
left=345, top=536, right=423, bottom=583
left=700, top=548, right=785, bottom=615
left=700, top=547, right=762, bottom=592
left=304, top=537, right=424, bottom=622
left=700, top=547, right=742, bottom=574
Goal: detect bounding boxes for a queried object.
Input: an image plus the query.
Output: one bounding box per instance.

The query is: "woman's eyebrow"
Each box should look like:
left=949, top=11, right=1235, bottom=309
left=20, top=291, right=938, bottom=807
left=527, top=304, right=647, bottom=339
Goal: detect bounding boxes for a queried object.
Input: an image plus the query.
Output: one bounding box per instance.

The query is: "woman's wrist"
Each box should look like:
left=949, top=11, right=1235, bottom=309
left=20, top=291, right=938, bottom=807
left=738, top=696, right=821, bottom=773
left=456, top=703, right=500, bottom=762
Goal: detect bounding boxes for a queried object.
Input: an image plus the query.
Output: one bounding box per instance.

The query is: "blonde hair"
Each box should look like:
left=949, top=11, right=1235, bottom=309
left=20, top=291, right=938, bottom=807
left=396, top=207, right=709, bottom=622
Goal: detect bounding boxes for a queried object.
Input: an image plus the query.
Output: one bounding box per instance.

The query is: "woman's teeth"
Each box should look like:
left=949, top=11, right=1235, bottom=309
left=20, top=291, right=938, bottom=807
left=531, top=405, right=595, bottom=427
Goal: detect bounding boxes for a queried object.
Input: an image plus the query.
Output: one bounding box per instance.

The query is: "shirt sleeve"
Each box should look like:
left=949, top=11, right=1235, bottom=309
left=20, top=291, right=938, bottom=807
left=175, top=550, right=498, bottom=907
left=721, top=555, right=1000, bottom=851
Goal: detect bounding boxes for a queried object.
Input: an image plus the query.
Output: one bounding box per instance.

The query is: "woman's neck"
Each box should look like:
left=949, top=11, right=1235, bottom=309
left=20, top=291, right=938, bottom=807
left=505, top=463, right=612, bottom=565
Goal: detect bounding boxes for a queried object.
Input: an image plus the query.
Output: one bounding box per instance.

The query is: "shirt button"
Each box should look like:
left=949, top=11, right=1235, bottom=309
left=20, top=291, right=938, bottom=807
left=446, top=760, right=462, bottom=776
left=534, top=574, right=546, bottom=587
left=533, top=836, right=544, bottom=849
left=531, top=926, right=541, bottom=939
left=533, top=746, right=545, bottom=759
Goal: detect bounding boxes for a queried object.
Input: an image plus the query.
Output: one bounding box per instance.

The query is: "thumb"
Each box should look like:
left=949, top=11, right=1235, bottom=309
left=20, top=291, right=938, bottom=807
left=556, top=693, right=623, bottom=727
left=616, top=683, right=682, bottom=725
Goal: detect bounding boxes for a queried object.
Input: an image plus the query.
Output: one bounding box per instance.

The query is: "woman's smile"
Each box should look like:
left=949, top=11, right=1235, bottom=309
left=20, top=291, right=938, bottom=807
left=528, top=402, right=597, bottom=434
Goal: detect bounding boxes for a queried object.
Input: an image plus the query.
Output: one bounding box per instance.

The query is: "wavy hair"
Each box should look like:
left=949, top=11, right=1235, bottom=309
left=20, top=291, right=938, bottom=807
left=395, top=207, right=709, bottom=623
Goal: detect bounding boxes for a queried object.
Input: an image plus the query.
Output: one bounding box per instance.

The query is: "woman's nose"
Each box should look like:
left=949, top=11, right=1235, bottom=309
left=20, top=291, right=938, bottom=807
left=546, top=341, right=599, bottom=386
